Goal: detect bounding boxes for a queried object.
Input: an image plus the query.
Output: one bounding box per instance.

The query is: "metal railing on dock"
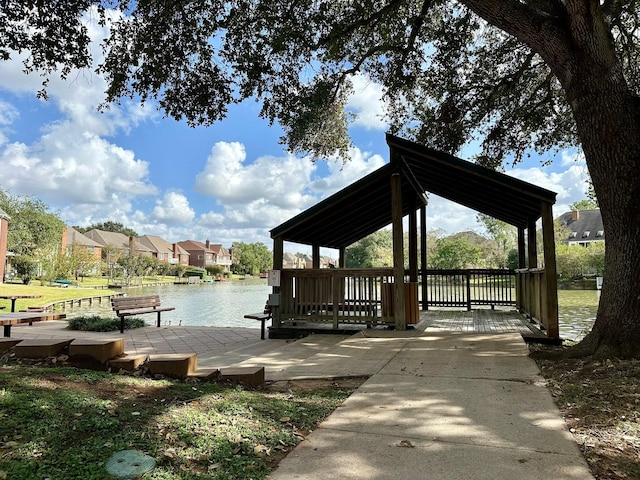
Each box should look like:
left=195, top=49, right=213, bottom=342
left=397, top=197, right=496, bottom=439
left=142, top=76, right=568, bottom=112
left=422, top=269, right=516, bottom=310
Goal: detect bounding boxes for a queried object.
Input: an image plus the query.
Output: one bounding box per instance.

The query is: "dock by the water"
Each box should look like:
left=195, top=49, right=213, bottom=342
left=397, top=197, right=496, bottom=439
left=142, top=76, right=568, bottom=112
left=421, top=308, right=537, bottom=333
left=270, top=307, right=547, bottom=340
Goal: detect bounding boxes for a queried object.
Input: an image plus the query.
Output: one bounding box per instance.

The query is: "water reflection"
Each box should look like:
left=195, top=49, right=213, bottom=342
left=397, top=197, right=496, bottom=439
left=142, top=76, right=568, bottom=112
left=558, top=290, right=599, bottom=341
left=69, top=279, right=270, bottom=329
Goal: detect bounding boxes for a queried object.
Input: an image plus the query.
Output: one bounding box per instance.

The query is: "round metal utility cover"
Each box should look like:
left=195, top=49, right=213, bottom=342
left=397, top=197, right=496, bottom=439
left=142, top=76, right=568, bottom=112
left=105, top=450, right=156, bottom=479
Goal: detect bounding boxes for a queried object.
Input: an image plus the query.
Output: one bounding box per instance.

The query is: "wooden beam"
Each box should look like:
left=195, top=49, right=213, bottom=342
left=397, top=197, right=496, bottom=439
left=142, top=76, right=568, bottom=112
left=420, top=205, right=427, bottom=310
left=339, top=247, right=345, bottom=268
left=400, top=157, right=428, bottom=206
left=541, top=202, right=559, bottom=339
left=391, top=173, right=406, bottom=330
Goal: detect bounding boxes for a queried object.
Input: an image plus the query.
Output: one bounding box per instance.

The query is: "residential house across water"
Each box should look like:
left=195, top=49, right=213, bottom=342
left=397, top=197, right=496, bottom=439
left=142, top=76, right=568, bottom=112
left=178, top=239, right=232, bottom=271
left=558, top=209, right=604, bottom=247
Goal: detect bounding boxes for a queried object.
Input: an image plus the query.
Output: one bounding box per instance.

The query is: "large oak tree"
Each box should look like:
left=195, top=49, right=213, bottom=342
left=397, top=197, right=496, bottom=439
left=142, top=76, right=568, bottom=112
left=2, top=0, right=639, bottom=357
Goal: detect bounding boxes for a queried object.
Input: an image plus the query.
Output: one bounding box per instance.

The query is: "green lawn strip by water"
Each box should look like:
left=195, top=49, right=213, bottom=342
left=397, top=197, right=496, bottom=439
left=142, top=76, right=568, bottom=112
left=0, top=283, right=117, bottom=311
left=0, top=366, right=350, bottom=480
left=0, top=276, right=180, bottom=310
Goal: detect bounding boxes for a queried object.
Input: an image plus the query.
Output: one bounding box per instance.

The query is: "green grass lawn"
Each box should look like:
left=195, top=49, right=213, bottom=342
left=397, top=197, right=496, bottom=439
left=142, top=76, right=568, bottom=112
left=0, top=275, right=180, bottom=311
left=0, top=282, right=121, bottom=311
left=0, top=365, right=354, bottom=480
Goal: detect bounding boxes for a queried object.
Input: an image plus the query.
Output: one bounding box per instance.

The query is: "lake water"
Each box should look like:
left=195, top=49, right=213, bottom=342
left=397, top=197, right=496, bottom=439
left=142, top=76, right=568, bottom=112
left=557, top=289, right=599, bottom=341
left=68, top=280, right=599, bottom=340
left=69, top=278, right=271, bottom=329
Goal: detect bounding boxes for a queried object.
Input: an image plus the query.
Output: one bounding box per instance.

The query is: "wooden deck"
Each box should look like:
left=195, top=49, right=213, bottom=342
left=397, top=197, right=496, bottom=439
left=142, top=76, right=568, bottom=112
left=268, top=307, right=545, bottom=339
left=420, top=308, right=536, bottom=334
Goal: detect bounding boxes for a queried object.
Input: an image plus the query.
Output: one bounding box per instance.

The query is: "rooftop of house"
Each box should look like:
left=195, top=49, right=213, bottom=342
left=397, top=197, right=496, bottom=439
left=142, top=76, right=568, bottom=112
left=208, top=243, right=230, bottom=256
left=84, top=229, right=131, bottom=248
left=138, top=235, right=189, bottom=256
left=65, top=227, right=102, bottom=247
left=558, top=209, right=604, bottom=243
left=177, top=239, right=212, bottom=252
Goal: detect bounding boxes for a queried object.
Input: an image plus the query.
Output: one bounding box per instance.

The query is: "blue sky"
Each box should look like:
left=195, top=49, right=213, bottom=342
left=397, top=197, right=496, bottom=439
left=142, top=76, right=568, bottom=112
left=0, top=10, right=591, bottom=255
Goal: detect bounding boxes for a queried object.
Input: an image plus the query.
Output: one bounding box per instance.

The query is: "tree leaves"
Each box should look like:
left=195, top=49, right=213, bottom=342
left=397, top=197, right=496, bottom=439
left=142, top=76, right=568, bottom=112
left=2, top=1, right=639, bottom=163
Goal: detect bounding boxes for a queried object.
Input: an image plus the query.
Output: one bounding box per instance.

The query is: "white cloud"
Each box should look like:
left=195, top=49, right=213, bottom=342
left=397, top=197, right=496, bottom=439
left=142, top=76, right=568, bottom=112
left=424, top=197, right=482, bottom=235
left=0, top=126, right=157, bottom=204
left=195, top=141, right=317, bottom=209
left=560, top=148, right=586, bottom=168
left=347, top=74, right=387, bottom=130
left=199, top=211, right=225, bottom=227
left=311, top=147, right=386, bottom=194
left=152, top=192, right=195, bottom=224
left=189, top=143, right=391, bottom=245
left=506, top=164, right=590, bottom=217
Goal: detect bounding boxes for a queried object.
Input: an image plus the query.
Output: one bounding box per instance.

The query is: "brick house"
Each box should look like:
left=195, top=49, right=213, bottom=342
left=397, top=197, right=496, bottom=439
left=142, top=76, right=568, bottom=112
left=61, top=226, right=103, bottom=276
left=207, top=243, right=232, bottom=271
left=177, top=239, right=231, bottom=270
left=137, top=235, right=190, bottom=265
left=62, top=226, right=102, bottom=260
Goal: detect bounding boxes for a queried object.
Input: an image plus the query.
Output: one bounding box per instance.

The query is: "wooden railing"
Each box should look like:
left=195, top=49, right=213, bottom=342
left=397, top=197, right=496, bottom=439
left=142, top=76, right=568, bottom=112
left=515, top=268, right=553, bottom=333
left=274, top=268, right=395, bottom=328
left=422, top=269, right=516, bottom=310
left=272, top=268, right=519, bottom=329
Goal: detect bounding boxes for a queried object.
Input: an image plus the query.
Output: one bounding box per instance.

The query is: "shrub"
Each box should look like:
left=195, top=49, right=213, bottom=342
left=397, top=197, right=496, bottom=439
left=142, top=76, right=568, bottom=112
left=68, top=315, right=146, bottom=332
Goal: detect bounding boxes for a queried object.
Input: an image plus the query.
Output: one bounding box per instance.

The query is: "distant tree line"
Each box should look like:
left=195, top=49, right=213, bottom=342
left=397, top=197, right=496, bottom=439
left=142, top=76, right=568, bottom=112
left=345, top=205, right=605, bottom=284
left=74, top=221, right=138, bottom=238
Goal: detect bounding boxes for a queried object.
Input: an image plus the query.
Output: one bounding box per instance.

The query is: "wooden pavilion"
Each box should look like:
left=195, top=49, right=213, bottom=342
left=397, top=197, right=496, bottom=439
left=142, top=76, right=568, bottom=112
left=268, top=134, right=559, bottom=339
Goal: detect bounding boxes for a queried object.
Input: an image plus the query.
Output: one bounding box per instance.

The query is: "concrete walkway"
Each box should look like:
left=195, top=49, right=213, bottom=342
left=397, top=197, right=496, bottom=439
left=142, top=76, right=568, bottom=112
left=268, top=331, right=594, bottom=480
left=7, top=320, right=593, bottom=479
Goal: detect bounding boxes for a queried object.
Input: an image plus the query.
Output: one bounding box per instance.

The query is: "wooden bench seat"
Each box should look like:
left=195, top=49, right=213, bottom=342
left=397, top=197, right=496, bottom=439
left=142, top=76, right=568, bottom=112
left=111, top=295, right=175, bottom=333
left=244, top=312, right=271, bottom=340
left=244, top=302, right=272, bottom=340
left=0, top=312, right=67, bottom=337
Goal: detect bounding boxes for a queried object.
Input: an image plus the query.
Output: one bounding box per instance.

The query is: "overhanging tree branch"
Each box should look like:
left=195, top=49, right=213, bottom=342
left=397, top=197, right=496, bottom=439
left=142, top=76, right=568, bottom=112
left=317, top=0, right=405, bottom=47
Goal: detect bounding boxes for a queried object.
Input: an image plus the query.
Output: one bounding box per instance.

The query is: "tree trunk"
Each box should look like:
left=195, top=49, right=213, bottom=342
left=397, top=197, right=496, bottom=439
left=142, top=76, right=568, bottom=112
left=554, top=8, right=640, bottom=358
left=568, top=66, right=640, bottom=357
left=463, top=1, right=640, bottom=357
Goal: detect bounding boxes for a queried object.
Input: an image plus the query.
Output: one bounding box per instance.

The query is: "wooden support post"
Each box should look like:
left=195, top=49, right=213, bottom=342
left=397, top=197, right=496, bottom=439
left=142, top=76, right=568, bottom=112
left=409, top=203, right=418, bottom=282
left=339, top=247, right=345, bottom=268
left=517, top=227, right=526, bottom=268
left=391, top=173, right=406, bottom=330
left=515, top=226, right=526, bottom=312
left=420, top=205, right=427, bottom=310
left=332, top=271, right=340, bottom=329
left=273, top=236, right=284, bottom=270
left=272, top=236, right=284, bottom=329
left=527, top=219, right=538, bottom=269
left=466, top=271, right=472, bottom=311
left=312, top=244, right=320, bottom=269
left=541, top=202, right=559, bottom=339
